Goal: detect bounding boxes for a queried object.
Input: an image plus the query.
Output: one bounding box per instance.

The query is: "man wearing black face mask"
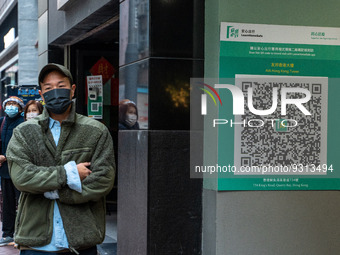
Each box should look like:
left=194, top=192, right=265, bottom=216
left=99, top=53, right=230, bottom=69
left=6, top=63, right=115, bottom=255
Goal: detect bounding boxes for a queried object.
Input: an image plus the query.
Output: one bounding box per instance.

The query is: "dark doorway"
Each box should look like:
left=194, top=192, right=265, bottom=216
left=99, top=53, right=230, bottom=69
left=70, top=19, right=119, bottom=215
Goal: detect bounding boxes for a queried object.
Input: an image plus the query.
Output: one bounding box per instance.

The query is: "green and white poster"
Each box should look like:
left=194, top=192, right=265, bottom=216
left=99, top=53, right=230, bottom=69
left=87, top=75, right=103, bottom=119
left=196, top=22, right=340, bottom=190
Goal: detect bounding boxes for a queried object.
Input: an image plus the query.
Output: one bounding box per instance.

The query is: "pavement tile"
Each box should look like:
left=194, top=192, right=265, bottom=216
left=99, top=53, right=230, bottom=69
left=0, top=244, right=19, bottom=255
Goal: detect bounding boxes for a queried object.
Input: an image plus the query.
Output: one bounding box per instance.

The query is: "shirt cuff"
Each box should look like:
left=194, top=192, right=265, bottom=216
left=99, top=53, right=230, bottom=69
left=64, top=161, right=82, bottom=193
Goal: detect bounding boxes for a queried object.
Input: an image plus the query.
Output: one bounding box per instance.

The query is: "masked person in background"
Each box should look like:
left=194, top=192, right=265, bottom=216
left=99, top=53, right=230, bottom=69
left=118, top=99, right=140, bottom=130
left=24, top=100, right=43, bottom=121
left=6, top=63, right=115, bottom=255
left=0, top=96, right=24, bottom=246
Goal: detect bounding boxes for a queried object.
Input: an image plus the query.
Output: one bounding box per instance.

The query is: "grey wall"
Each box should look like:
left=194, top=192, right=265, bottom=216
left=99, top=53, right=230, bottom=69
left=213, top=191, right=340, bottom=255
left=48, top=0, right=113, bottom=44
left=18, top=0, right=38, bottom=86
left=38, top=0, right=48, bottom=70
left=204, top=0, right=340, bottom=254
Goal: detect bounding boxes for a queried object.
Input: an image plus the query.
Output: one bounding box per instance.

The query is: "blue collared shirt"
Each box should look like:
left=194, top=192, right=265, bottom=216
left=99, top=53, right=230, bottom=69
left=32, top=118, right=82, bottom=251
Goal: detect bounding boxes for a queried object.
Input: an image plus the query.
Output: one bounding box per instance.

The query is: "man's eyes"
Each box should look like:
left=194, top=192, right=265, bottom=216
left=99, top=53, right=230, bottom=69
left=44, top=84, right=66, bottom=90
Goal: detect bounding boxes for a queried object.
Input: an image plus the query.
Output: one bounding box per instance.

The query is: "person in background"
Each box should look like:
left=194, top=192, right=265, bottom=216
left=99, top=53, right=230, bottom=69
left=0, top=96, right=25, bottom=246
left=24, top=100, right=43, bottom=121
left=118, top=99, right=139, bottom=130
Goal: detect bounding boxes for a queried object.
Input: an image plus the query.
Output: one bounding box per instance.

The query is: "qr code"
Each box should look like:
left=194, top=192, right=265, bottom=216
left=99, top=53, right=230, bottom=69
left=91, top=103, right=100, bottom=112
left=234, top=75, right=328, bottom=174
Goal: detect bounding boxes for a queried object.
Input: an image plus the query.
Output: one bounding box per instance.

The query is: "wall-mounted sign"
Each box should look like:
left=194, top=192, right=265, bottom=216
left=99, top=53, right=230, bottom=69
left=87, top=75, right=103, bottom=119
left=18, top=86, right=40, bottom=105
left=90, top=57, right=115, bottom=84
left=194, top=22, right=340, bottom=191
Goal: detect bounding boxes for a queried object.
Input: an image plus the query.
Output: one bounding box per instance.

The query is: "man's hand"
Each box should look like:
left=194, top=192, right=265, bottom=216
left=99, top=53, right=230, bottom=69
left=0, top=155, right=6, bottom=166
left=77, top=162, right=92, bottom=181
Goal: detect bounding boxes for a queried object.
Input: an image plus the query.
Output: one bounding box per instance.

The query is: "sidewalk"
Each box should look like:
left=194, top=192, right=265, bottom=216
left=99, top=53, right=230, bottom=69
left=97, top=212, right=117, bottom=255
left=0, top=245, right=19, bottom=255
left=0, top=212, right=117, bottom=255
left=0, top=221, right=19, bottom=255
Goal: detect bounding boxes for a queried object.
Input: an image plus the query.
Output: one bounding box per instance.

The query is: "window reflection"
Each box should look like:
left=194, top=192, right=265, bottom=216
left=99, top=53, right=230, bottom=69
left=119, top=0, right=149, bottom=66
left=119, top=60, right=149, bottom=129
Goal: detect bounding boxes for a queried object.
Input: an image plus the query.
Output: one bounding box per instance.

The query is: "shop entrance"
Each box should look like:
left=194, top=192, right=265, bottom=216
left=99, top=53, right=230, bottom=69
left=69, top=19, right=119, bottom=252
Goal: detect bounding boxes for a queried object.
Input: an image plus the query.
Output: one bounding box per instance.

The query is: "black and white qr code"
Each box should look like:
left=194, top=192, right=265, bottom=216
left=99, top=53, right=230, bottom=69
left=234, top=75, right=328, bottom=173
left=91, top=103, right=100, bottom=112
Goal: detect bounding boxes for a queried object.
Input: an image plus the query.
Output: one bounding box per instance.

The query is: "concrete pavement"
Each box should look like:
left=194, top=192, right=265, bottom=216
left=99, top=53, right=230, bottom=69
left=0, top=220, right=19, bottom=255
left=0, top=245, right=19, bottom=255
left=0, top=245, right=20, bottom=255
left=0, top=221, right=20, bottom=255
left=98, top=213, right=117, bottom=255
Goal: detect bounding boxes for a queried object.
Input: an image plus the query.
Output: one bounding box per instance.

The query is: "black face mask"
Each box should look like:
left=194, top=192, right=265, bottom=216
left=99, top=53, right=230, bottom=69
left=43, top=89, right=72, bottom=114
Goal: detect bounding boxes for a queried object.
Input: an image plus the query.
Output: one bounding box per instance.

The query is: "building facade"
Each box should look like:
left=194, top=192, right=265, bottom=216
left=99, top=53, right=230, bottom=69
left=8, top=1, right=339, bottom=255
left=37, top=0, right=203, bottom=254
left=0, top=0, right=18, bottom=108
left=0, top=0, right=39, bottom=112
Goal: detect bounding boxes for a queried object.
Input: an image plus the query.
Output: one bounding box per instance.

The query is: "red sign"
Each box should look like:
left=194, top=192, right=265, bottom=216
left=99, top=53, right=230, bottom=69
left=90, top=57, right=115, bottom=84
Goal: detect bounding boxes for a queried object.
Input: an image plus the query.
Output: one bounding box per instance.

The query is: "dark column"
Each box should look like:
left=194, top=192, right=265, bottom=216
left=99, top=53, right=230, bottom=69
left=118, top=0, right=204, bottom=254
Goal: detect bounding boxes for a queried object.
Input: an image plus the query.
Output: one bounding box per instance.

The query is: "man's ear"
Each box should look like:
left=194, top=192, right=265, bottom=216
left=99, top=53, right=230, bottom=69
left=39, top=90, right=45, bottom=103
left=71, top=84, right=76, bottom=98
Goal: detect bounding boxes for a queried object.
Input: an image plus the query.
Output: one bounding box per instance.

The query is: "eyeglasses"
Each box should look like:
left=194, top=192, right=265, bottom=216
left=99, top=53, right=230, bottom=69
left=6, top=102, right=19, bottom=106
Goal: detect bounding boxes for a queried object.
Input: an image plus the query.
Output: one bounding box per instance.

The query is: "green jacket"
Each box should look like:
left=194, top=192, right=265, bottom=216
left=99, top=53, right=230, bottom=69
left=6, top=104, right=115, bottom=251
